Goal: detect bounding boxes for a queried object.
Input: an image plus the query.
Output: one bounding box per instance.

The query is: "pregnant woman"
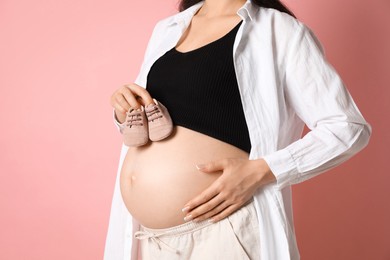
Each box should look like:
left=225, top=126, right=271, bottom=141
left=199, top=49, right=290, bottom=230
left=105, top=0, right=372, bottom=259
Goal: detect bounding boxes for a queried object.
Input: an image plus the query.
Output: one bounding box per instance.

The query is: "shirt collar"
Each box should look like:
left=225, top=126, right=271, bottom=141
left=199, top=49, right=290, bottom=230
left=168, top=0, right=258, bottom=26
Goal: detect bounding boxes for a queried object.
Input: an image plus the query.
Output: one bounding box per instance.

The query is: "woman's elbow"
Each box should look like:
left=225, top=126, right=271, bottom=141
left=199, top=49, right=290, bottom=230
left=349, top=121, right=372, bottom=155
left=360, top=122, right=372, bottom=148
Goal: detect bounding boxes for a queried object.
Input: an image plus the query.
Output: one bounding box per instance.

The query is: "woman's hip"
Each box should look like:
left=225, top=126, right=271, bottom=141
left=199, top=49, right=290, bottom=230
left=135, top=197, right=261, bottom=259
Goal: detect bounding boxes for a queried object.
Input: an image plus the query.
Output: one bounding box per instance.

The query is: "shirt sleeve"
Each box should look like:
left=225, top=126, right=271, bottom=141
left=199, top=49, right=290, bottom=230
left=261, top=22, right=372, bottom=190
left=112, top=20, right=163, bottom=132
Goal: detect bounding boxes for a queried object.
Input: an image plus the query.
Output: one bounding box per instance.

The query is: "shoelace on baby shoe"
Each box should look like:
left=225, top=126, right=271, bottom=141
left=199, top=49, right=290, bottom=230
left=145, top=106, right=163, bottom=122
left=125, top=109, right=144, bottom=127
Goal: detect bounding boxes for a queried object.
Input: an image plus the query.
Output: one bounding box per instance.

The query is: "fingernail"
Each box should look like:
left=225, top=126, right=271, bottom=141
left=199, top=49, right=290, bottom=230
left=182, top=206, right=190, bottom=212
left=196, top=164, right=205, bottom=170
left=184, top=215, right=192, bottom=222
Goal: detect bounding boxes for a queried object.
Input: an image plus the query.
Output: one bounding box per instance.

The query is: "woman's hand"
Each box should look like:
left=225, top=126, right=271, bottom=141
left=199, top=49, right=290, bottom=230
left=181, top=158, right=276, bottom=223
left=110, top=83, right=153, bottom=124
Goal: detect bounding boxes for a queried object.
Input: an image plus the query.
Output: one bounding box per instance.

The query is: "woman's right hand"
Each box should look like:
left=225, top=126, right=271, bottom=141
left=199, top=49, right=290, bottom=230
left=110, top=83, right=154, bottom=124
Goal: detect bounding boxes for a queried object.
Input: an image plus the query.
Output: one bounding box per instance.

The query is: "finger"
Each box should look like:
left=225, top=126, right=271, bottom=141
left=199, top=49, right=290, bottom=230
left=182, top=182, right=221, bottom=213
left=208, top=203, right=240, bottom=223
left=126, top=84, right=153, bottom=107
left=112, top=103, right=127, bottom=117
left=196, top=158, right=229, bottom=173
left=120, top=88, right=141, bottom=110
left=192, top=200, right=229, bottom=222
left=111, top=92, right=128, bottom=114
left=185, top=195, right=224, bottom=222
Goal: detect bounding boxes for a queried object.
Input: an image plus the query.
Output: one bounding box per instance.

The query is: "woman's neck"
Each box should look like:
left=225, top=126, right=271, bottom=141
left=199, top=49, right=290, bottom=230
left=196, top=0, right=247, bottom=17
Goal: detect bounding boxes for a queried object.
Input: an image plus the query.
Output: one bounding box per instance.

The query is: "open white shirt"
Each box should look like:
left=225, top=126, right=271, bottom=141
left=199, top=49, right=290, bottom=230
left=104, top=0, right=372, bottom=259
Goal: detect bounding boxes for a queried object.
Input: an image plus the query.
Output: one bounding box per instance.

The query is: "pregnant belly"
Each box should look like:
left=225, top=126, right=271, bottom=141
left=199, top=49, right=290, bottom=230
left=119, top=126, right=249, bottom=229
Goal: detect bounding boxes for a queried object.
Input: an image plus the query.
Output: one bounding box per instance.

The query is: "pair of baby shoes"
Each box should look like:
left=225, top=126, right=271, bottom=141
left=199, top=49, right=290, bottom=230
left=119, top=98, right=173, bottom=147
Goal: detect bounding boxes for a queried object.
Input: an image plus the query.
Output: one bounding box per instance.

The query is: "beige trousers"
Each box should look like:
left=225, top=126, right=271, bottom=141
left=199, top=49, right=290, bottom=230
left=134, top=198, right=261, bottom=260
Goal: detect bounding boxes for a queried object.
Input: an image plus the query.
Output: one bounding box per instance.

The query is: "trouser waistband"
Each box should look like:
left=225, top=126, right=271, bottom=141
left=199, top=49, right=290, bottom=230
left=135, top=218, right=213, bottom=254
left=134, top=198, right=255, bottom=254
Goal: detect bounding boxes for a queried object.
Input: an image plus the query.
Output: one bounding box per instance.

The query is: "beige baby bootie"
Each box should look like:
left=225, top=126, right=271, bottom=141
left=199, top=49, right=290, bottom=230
left=145, top=98, right=173, bottom=141
left=119, top=106, right=149, bottom=147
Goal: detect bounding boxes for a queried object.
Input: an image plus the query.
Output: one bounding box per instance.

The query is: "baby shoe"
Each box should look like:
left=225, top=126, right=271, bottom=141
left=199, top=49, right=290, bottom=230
left=120, top=106, right=149, bottom=147
left=145, top=98, right=173, bottom=141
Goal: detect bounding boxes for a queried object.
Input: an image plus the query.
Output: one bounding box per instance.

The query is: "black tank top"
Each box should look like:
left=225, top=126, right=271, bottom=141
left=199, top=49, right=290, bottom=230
left=146, top=20, right=251, bottom=153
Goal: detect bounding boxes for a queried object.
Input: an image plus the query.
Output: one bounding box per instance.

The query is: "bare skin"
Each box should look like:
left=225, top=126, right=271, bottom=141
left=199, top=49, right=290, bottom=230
left=110, top=0, right=276, bottom=229
left=175, top=3, right=244, bottom=53
left=119, top=126, right=250, bottom=228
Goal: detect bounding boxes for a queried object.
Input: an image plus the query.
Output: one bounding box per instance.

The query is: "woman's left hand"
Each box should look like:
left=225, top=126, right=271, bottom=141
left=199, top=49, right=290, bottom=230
left=181, top=157, right=276, bottom=223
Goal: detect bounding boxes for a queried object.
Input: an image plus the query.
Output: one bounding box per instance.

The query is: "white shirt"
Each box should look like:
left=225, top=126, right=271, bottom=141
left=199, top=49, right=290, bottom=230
left=104, top=0, right=372, bottom=259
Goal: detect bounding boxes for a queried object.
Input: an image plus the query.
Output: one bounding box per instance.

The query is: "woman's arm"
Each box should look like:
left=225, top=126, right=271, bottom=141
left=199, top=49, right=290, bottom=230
left=261, top=22, right=372, bottom=190
left=182, top=21, right=372, bottom=223
left=111, top=20, right=163, bottom=131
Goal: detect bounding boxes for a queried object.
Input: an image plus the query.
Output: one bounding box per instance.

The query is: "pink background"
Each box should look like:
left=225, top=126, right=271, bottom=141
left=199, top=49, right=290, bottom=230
left=0, top=0, right=388, bottom=259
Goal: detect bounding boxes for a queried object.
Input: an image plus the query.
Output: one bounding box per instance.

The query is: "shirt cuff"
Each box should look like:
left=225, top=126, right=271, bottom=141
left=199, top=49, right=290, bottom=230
left=260, top=147, right=299, bottom=190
